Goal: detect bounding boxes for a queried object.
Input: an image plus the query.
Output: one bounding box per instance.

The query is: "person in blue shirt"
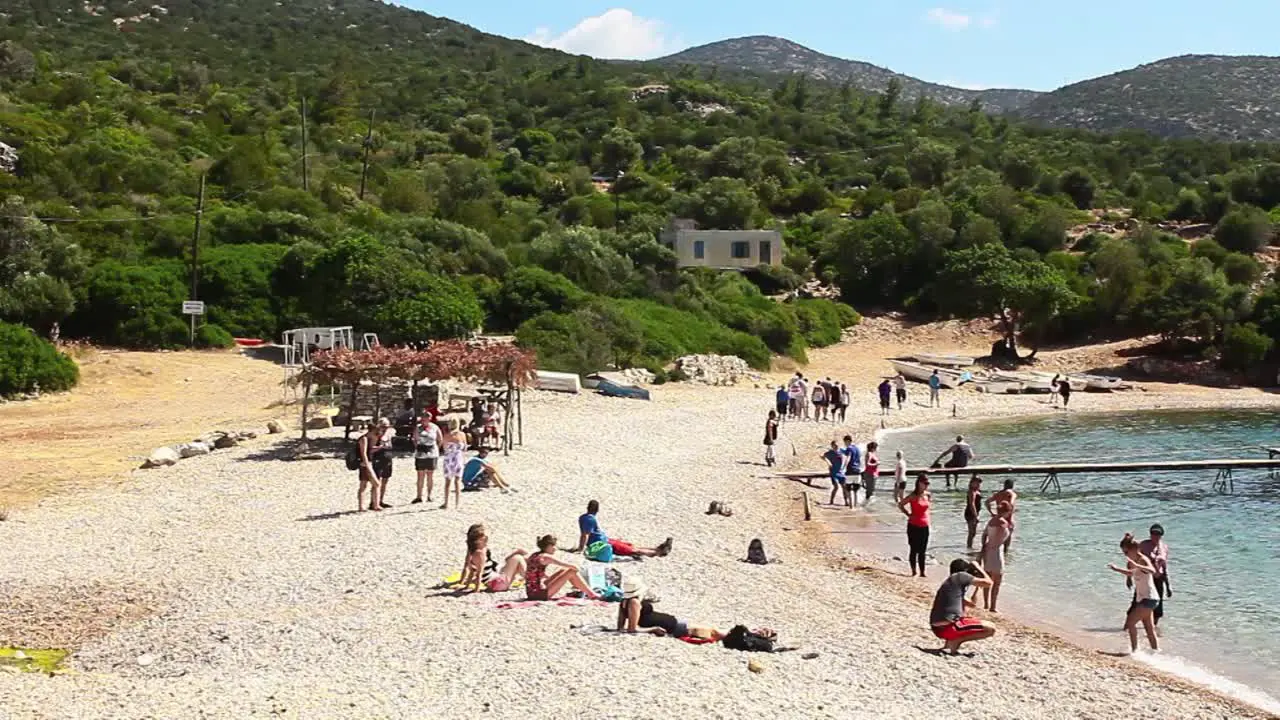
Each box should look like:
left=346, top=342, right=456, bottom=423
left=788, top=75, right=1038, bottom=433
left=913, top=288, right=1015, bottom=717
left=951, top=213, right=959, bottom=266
left=824, top=441, right=849, bottom=507
left=842, top=435, right=863, bottom=507
left=570, top=500, right=673, bottom=558
left=928, top=371, right=942, bottom=408
left=461, top=448, right=514, bottom=493
left=774, top=385, right=789, bottom=421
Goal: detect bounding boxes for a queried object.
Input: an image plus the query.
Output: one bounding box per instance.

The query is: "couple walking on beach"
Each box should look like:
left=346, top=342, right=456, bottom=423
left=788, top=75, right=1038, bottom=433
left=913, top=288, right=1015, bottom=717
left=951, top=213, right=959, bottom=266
left=1111, top=524, right=1173, bottom=654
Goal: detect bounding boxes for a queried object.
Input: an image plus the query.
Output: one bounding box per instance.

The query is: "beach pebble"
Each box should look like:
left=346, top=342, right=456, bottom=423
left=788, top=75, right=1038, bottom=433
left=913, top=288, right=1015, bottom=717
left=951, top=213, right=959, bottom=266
left=136, top=654, right=155, bottom=667
left=747, top=658, right=765, bottom=674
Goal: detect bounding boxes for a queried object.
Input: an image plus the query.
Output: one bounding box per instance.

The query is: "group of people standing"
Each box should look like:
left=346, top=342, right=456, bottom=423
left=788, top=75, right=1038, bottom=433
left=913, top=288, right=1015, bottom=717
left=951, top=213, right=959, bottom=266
left=352, top=401, right=512, bottom=513
left=778, top=373, right=851, bottom=423
left=821, top=436, right=895, bottom=508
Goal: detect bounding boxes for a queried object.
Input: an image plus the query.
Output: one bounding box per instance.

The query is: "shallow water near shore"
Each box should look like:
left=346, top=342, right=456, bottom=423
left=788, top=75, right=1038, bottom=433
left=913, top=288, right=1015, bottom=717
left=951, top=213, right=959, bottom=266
left=856, top=408, right=1280, bottom=713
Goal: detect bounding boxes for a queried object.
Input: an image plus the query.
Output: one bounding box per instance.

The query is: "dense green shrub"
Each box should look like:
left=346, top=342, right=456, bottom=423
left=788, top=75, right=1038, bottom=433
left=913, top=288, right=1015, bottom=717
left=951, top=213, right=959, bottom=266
left=0, top=321, right=79, bottom=396
left=610, top=299, right=772, bottom=369
left=374, top=280, right=484, bottom=344
left=515, top=311, right=612, bottom=376
left=1215, top=205, right=1273, bottom=253
left=1220, top=323, right=1274, bottom=371
left=492, top=266, right=588, bottom=330
left=791, top=298, right=861, bottom=347
left=195, top=323, right=235, bottom=348
left=72, top=261, right=188, bottom=348
left=199, top=243, right=289, bottom=339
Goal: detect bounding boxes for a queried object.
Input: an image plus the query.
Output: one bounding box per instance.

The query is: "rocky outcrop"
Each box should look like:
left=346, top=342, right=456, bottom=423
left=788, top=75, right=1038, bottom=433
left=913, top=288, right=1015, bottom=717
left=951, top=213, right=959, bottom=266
left=675, top=355, right=759, bottom=386
left=143, top=447, right=180, bottom=468
left=0, top=142, right=17, bottom=174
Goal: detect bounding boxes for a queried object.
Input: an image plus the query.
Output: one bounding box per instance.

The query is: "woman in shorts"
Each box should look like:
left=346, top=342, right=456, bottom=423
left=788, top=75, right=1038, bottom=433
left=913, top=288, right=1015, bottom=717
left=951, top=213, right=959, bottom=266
left=412, top=415, right=443, bottom=505
left=1109, top=532, right=1160, bottom=654
left=811, top=383, right=828, bottom=422
left=977, top=502, right=1011, bottom=612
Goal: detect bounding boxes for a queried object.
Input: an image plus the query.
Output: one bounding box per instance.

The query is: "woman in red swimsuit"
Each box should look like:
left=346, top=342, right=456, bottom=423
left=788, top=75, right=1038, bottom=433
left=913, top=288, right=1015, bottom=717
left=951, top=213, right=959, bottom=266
left=525, top=535, right=599, bottom=601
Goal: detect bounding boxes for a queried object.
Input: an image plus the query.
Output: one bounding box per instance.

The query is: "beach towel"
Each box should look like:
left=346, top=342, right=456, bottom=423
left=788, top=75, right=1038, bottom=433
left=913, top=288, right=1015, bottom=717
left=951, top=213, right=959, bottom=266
left=494, top=598, right=609, bottom=610
left=677, top=636, right=719, bottom=646
left=439, top=572, right=524, bottom=591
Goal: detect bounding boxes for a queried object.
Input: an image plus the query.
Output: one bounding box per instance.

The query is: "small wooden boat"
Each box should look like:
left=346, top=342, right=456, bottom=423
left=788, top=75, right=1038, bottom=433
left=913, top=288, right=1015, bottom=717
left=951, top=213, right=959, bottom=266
left=993, top=371, right=1054, bottom=393
left=1029, top=372, right=1086, bottom=392
left=913, top=352, right=975, bottom=367
left=972, top=379, right=1023, bottom=394
left=583, top=372, right=627, bottom=390
left=596, top=378, right=651, bottom=401
left=1077, top=374, right=1129, bottom=392
left=534, top=370, right=582, bottom=394
left=889, top=359, right=970, bottom=389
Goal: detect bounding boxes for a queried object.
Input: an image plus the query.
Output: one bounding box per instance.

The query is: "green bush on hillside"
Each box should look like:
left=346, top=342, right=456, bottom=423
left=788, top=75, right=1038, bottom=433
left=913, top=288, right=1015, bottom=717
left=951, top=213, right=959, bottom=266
left=791, top=298, right=862, bottom=347
left=195, top=323, right=235, bottom=348
left=1220, top=323, right=1273, bottom=371
left=0, top=321, right=79, bottom=396
left=492, top=266, right=588, bottom=331
left=72, top=261, right=188, bottom=349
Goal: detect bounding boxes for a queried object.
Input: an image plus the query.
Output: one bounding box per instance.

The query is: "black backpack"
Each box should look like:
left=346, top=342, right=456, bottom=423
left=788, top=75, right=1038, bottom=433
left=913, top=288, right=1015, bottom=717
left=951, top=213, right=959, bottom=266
left=746, top=538, right=769, bottom=565
left=344, top=445, right=362, bottom=471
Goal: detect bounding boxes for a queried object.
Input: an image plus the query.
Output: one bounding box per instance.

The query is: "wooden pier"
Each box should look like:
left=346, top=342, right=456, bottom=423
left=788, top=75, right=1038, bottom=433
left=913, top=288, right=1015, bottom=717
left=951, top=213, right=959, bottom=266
left=774, top=458, right=1280, bottom=494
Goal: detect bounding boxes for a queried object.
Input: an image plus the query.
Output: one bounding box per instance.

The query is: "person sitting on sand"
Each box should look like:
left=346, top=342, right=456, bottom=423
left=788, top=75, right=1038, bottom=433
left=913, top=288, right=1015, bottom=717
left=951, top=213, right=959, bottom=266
left=461, top=448, right=514, bottom=493
left=1109, top=532, right=1160, bottom=654
left=570, top=500, right=673, bottom=558
left=986, top=480, right=1018, bottom=552
left=460, top=524, right=527, bottom=593
left=617, top=577, right=723, bottom=640
left=526, top=534, right=599, bottom=601
left=930, top=559, right=996, bottom=654
left=932, top=435, right=975, bottom=490
left=977, top=502, right=1012, bottom=612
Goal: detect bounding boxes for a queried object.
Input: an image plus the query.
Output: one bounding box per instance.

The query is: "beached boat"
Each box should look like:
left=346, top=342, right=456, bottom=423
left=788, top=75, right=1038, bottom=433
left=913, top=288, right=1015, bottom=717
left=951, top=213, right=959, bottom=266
left=912, top=352, right=976, bottom=367
left=596, top=378, right=651, bottom=401
left=993, top=371, right=1054, bottom=393
left=534, top=370, right=581, bottom=394
left=583, top=371, right=628, bottom=390
left=1077, top=374, right=1129, bottom=392
left=889, top=359, right=971, bottom=389
left=1028, top=372, right=1087, bottom=392
left=972, top=379, right=1024, bottom=394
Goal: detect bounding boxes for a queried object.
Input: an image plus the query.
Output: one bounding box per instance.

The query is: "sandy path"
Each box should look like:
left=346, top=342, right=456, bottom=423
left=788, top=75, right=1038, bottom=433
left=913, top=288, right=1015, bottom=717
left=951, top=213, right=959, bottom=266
left=0, top=349, right=287, bottom=507
left=1, top=381, right=1273, bottom=719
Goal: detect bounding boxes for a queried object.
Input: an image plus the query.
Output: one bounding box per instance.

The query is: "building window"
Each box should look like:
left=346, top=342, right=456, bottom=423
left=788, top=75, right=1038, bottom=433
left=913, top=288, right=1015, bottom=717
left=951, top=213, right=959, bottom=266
left=693, top=240, right=705, bottom=259
left=731, top=241, right=750, bottom=259
left=759, top=241, right=772, bottom=263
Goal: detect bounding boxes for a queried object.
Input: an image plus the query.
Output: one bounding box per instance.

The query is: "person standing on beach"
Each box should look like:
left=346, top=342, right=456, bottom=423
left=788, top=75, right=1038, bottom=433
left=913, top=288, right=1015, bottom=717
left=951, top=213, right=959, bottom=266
left=842, top=435, right=863, bottom=508
left=1109, top=533, right=1160, bottom=654
left=775, top=385, right=789, bottom=422
left=932, top=435, right=975, bottom=490
left=930, top=559, right=996, bottom=654
left=837, top=383, right=851, bottom=422
left=877, top=379, right=892, bottom=416
left=863, top=441, right=880, bottom=503
left=355, top=420, right=386, bottom=513
left=812, top=381, right=828, bottom=423
left=964, top=476, right=984, bottom=550
left=977, top=502, right=1012, bottom=612
left=1050, top=374, right=1062, bottom=407
left=798, top=375, right=810, bottom=420
left=898, top=474, right=932, bottom=577
left=928, top=370, right=942, bottom=408
left=787, top=375, right=803, bottom=420
left=987, top=480, right=1018, bottom=552
left=412, top=415, right=443, bottom=505
left=1137, top=524, right=1172, bottom=625
left=893, top=373, right=907, bottom=410
left=825, top=440, right=849, bottom=507
left=439, top=418, right=467, bottom=510
left=369, top=417, right=395, bottom=509
left=763, top=410, right=780, bottom=467
left=1058, top=377, right=1072, bottom=410
left=893, top=450, right=908, bottom=503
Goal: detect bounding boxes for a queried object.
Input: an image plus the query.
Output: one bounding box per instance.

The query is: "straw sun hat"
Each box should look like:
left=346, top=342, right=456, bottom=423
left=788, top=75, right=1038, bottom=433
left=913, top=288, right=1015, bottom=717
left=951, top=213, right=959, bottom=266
left=621, top=575, right=648, bottom=601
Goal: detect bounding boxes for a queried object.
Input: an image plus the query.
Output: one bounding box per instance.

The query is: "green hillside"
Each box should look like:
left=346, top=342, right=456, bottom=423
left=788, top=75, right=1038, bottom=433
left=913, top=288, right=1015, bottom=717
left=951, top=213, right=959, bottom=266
left=0, top=0, right=1278, bottom=382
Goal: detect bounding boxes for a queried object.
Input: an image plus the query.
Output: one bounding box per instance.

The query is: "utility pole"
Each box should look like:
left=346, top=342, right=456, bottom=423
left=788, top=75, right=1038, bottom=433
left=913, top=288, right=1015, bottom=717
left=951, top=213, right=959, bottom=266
left=358, top=109, right=375, bottom=200
left=300, top=96, right=310, bottom=191
left=189, top=173, right=206, bottom=348
left=613, top=170, right=625, bottom=231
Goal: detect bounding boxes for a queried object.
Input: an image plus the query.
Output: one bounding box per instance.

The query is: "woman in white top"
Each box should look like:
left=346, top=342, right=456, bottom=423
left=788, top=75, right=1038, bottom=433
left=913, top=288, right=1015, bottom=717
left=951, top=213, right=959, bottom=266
left=412, top=415, right=444, bottom=505
left=1108, top=532, right=1160, bottom=653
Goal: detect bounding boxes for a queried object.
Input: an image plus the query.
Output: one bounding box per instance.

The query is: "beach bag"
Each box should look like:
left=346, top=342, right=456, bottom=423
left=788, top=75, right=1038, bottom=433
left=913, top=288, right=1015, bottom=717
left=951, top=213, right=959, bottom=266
left=585, top=541, right=615, bottom=563
left=746, top=539, right=769, bottom=565
left=723, top=625, right=775, bottom=653
left=344, top=445, right=362, bottom=471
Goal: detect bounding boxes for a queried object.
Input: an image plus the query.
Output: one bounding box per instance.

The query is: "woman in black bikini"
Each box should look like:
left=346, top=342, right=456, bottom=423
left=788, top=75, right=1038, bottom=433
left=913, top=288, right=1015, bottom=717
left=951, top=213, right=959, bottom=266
left=964, top=476, right=984, bottom=550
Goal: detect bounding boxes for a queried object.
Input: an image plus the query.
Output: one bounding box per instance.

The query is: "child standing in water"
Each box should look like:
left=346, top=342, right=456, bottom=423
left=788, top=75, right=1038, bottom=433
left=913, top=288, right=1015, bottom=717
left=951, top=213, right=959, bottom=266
left=1109, top=532, right=1160, bottom=654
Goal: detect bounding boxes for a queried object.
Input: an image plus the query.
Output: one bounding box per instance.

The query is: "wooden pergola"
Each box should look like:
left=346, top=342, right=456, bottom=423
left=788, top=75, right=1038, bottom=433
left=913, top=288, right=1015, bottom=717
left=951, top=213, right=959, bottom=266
left=297, top=341, right=537, bottom=455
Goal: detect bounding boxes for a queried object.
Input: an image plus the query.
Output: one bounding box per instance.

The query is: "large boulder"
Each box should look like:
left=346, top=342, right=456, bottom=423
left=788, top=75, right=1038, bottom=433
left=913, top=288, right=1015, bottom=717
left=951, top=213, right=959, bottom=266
left=304, top=415, right=333, bottom=430
left=266, top=420, right=285, bottom=434
left=212, top=433, right=238, bottom=449
left=142, top=447, right=180, bottom=468
left=177, top=441, right=212, bottom=458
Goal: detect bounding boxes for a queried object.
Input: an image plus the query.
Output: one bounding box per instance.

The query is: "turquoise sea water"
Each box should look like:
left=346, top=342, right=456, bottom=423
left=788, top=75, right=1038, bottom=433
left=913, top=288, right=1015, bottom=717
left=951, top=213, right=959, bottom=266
left=871, top=409, right=1280, bottom=712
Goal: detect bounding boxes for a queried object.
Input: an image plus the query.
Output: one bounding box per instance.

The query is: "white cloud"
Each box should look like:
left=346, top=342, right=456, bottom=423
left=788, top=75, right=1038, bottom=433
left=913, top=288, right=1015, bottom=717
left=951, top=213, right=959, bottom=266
left=925, top=7, right=972, bottom=30
left=525, top=8, right=673, bottom=60
left=924, top=7, right=998, bottom=30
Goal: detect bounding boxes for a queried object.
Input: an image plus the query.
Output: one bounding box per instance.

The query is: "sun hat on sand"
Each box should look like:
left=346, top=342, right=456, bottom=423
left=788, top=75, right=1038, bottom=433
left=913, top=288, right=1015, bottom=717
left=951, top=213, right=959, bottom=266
left=621, top=575, right=648, bottom=600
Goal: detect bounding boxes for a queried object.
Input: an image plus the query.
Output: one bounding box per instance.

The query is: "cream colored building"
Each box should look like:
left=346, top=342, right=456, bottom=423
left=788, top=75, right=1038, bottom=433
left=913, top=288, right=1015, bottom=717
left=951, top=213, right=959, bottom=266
left=661, top=223, right=784, bottom=270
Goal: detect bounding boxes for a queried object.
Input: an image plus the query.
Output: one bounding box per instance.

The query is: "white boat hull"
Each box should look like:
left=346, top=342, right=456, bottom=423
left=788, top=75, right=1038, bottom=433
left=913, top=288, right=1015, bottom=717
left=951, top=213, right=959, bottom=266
left=534, top=371, right=582, bottom=394
left=890, top=360, right=969, bottom=389
left=913, top=353, right=975, bottom=368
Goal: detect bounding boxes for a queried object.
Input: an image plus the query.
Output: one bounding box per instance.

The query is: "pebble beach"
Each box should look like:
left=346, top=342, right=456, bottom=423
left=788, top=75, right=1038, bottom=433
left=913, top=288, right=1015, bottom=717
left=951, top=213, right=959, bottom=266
left=3, top=373, right=1279, bottom=719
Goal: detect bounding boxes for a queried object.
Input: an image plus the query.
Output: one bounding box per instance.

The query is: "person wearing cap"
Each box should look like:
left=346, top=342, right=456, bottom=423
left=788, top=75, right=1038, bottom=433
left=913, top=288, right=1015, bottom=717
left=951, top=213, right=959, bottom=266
left=1135, top=524, right=1172, bottom=624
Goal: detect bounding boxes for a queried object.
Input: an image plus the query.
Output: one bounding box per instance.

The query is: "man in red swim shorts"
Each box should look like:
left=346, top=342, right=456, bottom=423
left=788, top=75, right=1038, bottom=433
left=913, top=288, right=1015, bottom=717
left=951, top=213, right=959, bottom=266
left=930, top=559, right=996, bottom=654
left=569, top=500, right=673, bottom=558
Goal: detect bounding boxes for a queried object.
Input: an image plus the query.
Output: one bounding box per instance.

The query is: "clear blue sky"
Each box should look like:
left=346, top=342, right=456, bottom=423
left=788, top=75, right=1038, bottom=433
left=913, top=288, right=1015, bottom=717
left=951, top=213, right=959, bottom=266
left=396, top=1, right=1278, bottom=91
